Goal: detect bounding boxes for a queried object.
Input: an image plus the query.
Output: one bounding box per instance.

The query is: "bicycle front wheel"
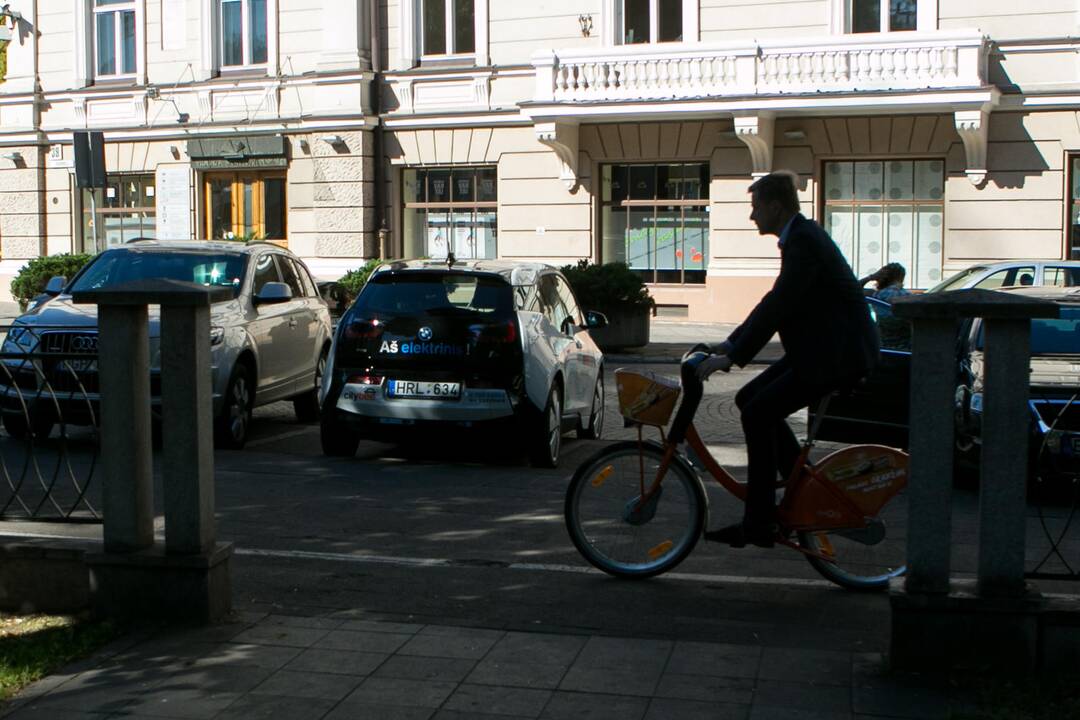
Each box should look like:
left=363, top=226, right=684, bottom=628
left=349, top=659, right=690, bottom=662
left=565, top=441, right=706, bottom=579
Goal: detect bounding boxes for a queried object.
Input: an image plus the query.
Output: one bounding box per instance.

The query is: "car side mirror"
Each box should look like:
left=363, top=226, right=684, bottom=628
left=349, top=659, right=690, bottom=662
left=254, top=281, right=293, bottom=305
left=585, top=310, right=608, bottom=329
left=44, top=276, right=66, bottom=296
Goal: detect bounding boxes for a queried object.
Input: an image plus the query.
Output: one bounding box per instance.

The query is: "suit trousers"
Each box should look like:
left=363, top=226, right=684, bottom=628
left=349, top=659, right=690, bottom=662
left=734, top=358, right=819, bottom=527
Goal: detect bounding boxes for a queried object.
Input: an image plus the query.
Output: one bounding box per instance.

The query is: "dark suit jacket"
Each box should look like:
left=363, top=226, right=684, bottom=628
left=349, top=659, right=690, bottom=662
left=727, top=213, right=879, bottom=392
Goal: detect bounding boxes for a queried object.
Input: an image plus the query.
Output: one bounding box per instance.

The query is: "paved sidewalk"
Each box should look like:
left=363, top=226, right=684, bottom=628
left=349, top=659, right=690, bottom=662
left=0, top=319, right=981, bottom=720
left=606, top=320, right=783, bottom=365
left=2, top=609, right=975, bottom=720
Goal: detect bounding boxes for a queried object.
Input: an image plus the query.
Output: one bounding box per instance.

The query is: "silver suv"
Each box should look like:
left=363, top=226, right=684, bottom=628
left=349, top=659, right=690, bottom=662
left=0, top=240, right=332, bottom=448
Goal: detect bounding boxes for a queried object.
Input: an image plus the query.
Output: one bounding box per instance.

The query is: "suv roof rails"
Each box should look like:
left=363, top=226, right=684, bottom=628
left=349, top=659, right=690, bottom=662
left=244, top=239, right=286, bottom=250
left=125, top=237, right=157, bottom=244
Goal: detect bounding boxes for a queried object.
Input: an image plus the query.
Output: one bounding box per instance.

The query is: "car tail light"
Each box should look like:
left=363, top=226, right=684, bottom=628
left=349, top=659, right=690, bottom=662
left=346, top=374, right=383, bottom=385
left=470, top=321, right=517, bottom=344
left=343, top=318, right=384, bottom=339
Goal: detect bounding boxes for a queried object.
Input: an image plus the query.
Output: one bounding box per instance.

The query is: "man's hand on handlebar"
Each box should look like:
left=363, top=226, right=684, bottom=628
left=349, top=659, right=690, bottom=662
left=695, top=353, right=733, bottom=381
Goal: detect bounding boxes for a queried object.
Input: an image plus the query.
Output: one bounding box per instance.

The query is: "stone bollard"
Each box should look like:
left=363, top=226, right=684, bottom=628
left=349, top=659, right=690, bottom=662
left=888, top=289, right=1058, bottom=673
left=73, top=279, right=233, bottom=624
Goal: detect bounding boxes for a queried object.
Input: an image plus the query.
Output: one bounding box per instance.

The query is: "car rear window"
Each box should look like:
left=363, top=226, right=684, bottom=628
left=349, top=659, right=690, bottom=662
left=355, top=272, right=512, bottom=318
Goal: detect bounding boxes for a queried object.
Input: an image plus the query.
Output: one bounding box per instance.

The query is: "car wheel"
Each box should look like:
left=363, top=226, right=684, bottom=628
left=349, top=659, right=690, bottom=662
left=215, top=363, right=254, bottom=449
left=293, top=345, right=329, bottom=423
left=529, top=384, right=562, bottom=468
left=2, top=410, right=54, bottom=441
left=576, top=374, right=604, bottom=440
left=321, top=416, right=360, bottom=457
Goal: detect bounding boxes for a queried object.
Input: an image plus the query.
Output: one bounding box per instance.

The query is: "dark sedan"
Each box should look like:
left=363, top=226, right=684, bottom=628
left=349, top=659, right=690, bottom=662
left=813, top=288, right=1080, bottom=480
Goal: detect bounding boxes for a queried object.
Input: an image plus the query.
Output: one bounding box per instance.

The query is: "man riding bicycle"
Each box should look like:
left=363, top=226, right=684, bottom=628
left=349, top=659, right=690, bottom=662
left=694, top=171, right=879, bottom=548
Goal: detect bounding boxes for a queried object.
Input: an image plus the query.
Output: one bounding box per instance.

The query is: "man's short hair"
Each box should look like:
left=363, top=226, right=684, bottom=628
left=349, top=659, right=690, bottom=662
left=748, top=171, right=800, bottom=213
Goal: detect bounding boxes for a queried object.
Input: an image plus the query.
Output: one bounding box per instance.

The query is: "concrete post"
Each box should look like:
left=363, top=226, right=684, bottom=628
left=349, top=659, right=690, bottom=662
left=160, top=304, right=215, bottom=555
left=978, top=318, right=1031, bottom=596
left=903, top=318, right=956, bottom=595
left=74, top=279, right=233, bottom=623
left=888, top=289, right=1060, bottom=674
left=97, top=304, right=154, bottom=553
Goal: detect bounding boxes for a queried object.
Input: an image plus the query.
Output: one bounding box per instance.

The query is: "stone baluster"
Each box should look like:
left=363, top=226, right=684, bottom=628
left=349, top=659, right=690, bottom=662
left=869, top=50, right=882, bottom=82
left=944, top=46, right=958, bottom=79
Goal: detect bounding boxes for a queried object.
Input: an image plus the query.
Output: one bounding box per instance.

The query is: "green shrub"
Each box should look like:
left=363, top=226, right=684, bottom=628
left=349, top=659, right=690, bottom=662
left=337, top=258, right=384, bottom=302
left=559, top=260, right=655, bottom=314
left=10, top=253, right=94, bottom=310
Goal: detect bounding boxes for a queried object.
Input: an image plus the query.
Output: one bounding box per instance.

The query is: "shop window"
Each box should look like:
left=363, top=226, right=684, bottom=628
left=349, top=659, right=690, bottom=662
left=1069, top=156, right=1080, bottom=260
left=850, top=0, right=917, bottom=32
left=220, top=0, right=267, bottom=67
left=94, top=0, right=137, bottom=78
left=600, top=163, right=709, bottom=285
left=422, top=0, right=474, bottom=56
left=822, top=160, right=944, bottom=289
left=622, top=0, right=682, bottom=44
left=80, top=174, right=157, bottom=253
left=204, top=172, right=286, bottom=242
left=403, top=167, right=496, bottom=260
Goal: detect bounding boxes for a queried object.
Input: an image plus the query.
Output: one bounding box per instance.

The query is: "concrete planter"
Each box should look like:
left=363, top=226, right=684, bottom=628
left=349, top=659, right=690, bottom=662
left=588, top=306, right=651, bottom=351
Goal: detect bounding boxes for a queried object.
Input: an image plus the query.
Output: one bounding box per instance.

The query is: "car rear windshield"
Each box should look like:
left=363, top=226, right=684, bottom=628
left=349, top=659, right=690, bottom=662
left=355, top=272, right=513, bottom=318
left=976, top=306, right=1080, bottom=354
left=69, top=249, right=247, bottom=298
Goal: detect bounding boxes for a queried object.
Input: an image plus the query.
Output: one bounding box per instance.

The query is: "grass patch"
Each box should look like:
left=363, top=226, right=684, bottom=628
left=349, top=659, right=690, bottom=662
left=951, top=675, right=1080, bottom=720
left=0, top=613, right=120, bottom=702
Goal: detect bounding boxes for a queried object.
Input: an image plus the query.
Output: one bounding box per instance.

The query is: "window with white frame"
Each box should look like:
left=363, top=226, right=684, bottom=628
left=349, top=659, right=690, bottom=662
left=422, top=0, right=474, bottom=56
left=823, top=160, right=944, bottom=289
left=851, top=0, right=917, bottom=33
left=94, top=0, right=137, bottom=77
left=220, top=0, right=268, bottom=67
left=622, top=0, right=682, bottom=44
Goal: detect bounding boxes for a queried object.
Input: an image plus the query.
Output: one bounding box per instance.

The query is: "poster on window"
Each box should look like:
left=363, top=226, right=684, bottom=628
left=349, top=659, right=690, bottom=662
left=427, top=226, right=448, bottom=259
left=155, top=166, right=191, bottom=240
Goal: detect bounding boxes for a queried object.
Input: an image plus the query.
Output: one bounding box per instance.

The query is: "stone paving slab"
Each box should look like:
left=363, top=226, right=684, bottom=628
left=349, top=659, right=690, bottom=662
left=1, top=612, right=983, bottom=720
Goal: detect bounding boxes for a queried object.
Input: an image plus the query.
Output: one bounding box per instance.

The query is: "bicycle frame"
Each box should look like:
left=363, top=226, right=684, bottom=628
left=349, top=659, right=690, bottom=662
left=630, top=408, right=907, bottom=562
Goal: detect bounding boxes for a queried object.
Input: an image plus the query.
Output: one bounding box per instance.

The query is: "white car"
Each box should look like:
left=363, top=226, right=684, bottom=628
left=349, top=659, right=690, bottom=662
left=929, top=260, right=1080, bottom=292
left=319, top=259, right=607, bottom=467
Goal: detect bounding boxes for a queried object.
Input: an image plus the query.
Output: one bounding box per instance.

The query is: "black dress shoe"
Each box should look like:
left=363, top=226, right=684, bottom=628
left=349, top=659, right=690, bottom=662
left=704, top=522, right=776, bottom=548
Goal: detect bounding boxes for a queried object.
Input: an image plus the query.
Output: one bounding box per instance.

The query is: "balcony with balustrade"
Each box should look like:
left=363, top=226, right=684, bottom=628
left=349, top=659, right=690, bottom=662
left=523, top=30, right=998, bottom=189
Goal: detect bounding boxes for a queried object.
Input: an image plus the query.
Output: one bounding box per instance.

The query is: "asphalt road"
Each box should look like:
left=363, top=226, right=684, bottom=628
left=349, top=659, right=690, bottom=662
left=2, top=363, right=1077, bottom=649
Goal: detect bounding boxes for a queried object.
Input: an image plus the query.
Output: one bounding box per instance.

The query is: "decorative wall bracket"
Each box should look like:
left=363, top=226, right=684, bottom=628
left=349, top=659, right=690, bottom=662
left=535, top=120, right=580, bottom=191
left=733, top=113, right=775, bottom=177
left=955, top=109, right=990, bottom=186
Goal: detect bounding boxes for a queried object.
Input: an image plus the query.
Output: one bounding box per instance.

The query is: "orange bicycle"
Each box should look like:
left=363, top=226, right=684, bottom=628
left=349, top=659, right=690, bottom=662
left=564, top=351, right=909, bottom=590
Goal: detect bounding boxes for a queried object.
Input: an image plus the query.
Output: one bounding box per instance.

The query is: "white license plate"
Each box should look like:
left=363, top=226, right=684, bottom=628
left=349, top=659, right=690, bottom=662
left=60, top=359, right=97, bottom=373
left=387, top=380, right=461, bottom=399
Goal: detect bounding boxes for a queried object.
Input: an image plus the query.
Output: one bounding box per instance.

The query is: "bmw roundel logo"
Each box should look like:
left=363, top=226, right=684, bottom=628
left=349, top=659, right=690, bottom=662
left=418, top=326, right=433, bottom=341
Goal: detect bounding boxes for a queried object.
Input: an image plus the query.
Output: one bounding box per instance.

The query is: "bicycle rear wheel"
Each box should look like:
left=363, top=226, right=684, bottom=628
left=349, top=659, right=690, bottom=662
left=797, top=489, right=908, bottom=591
left=565, top=441, right=706, bottom=579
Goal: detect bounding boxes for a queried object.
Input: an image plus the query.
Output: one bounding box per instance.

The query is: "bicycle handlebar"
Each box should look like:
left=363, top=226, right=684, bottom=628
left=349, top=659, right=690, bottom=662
left=668, top=349, right=710, bottom=444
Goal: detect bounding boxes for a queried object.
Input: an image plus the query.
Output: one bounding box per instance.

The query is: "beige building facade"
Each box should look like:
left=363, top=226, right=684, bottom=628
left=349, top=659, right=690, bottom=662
left=380, top=0, right=1080, bottom=321
left=1, top=1, right=1080, bottom=321
left=0, top=0, right=376, bottom=292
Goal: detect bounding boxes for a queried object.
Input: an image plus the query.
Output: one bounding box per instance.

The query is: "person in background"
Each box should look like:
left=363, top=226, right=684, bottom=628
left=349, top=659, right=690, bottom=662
left=859, top=262, right=910, bottom=302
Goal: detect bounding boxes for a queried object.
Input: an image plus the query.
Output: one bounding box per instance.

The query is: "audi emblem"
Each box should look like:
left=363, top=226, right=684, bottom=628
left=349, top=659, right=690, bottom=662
left=70, top=335, right=98, bottom=352
left=418, top=326, right=433, bottom=341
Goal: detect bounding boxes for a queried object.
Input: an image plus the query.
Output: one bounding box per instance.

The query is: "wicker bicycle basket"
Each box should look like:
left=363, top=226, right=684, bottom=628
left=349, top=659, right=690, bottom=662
left=614, top=368, right=682, bottom=427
